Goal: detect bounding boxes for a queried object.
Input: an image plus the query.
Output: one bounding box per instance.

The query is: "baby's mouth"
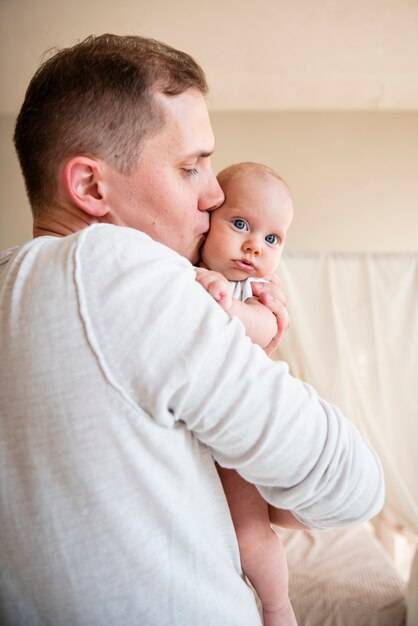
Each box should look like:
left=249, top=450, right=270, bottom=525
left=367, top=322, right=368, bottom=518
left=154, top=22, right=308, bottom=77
left=234, top=259, right=255, bottom=272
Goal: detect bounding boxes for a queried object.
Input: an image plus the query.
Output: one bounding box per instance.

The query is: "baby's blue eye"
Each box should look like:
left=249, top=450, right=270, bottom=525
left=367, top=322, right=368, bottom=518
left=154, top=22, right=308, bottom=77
left=265, top=234, right=278, bottom=245
left=234, top=219, right=247, bottom=230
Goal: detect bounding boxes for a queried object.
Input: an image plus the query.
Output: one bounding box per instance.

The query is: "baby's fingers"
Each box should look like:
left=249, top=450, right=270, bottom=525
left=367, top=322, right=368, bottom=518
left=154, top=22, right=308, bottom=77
left=195, top=268, right=233, bottom=311
left=208, top=280, right=233, bottom=311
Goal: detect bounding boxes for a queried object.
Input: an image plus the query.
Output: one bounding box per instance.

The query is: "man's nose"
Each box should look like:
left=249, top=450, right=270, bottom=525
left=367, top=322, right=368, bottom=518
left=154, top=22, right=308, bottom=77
left=198, top=175, right=225, bottom=212
left=243, top=237, right=262, bottom=256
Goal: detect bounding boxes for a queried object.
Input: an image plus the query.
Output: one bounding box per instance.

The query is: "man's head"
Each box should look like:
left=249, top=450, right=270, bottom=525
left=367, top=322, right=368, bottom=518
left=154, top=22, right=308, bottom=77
left=201, top=162, right=294, bottom=280
left=14, top=34, right=208, bottom=217
left=14, top=34, right=224, bottom=262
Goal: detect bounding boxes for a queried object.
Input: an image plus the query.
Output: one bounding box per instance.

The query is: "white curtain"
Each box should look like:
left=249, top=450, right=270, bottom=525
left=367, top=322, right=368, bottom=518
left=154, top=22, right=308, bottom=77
left=274, top=253, right=418, bottom=537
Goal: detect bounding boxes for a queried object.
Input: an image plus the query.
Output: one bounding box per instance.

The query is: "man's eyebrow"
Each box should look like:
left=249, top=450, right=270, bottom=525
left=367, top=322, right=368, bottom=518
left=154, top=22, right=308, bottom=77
left=183, top=150, right=213, bottom=160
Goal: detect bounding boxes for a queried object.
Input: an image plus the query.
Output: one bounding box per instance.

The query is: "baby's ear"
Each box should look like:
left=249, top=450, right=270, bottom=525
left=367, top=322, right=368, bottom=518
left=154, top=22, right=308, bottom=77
left=61, top=156, right=109, bottom=217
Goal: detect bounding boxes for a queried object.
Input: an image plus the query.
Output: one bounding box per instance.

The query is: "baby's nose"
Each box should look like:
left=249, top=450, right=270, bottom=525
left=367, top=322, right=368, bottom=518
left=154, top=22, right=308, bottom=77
left=243, top=237, right=262, bottom=255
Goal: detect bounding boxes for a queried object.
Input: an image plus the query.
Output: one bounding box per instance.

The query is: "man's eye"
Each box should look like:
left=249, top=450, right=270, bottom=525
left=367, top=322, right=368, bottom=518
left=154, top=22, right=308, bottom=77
left=265, top=234, right=279, bottom=244
left=233, top=219, right=248, bottom=230
left=182, top=168, right=199, bottom=177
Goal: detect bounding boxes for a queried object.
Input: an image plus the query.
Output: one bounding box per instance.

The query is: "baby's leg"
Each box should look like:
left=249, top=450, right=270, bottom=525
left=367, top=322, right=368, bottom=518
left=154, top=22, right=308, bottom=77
left=217, top=465, right=297, bottom=626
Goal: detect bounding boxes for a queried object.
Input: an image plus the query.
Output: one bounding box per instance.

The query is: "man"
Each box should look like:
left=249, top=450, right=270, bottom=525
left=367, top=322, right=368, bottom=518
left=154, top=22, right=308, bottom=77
left=0, top=34, right=384, bottom=625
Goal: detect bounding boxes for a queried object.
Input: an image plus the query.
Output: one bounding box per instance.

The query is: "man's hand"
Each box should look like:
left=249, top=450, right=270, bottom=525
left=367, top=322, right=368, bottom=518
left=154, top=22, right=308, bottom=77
left=195, top=267, right=233, bottom=312
left=250, top=275, right=290, bottom=355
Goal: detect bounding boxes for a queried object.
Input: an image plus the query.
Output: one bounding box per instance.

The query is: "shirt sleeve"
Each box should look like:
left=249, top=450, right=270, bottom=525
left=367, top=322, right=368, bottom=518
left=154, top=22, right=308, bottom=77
left=76, top=225, right=384, bottom=531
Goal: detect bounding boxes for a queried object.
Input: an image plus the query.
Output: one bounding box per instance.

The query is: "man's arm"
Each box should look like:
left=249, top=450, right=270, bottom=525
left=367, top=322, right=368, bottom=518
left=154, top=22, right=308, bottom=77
left=81, top=226, right=385, bottom=531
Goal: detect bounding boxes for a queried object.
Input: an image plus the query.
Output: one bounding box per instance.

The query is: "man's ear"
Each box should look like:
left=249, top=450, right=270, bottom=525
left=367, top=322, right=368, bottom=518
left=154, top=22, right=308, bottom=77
left=62, top=156, right=109, bottom=217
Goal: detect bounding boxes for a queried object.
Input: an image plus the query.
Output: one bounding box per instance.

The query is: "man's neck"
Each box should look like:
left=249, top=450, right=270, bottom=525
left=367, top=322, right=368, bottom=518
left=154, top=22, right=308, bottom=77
left=33, top=209, right=103, bottom=239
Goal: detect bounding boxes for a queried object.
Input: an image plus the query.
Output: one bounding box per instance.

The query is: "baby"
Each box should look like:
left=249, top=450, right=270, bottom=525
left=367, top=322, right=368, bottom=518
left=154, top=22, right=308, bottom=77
left=196, top=162, right=297, bottom=626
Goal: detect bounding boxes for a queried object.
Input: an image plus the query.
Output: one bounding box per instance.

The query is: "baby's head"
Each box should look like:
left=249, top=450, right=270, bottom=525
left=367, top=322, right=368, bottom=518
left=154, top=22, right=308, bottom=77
left=201, top=162, right=293, bottom=281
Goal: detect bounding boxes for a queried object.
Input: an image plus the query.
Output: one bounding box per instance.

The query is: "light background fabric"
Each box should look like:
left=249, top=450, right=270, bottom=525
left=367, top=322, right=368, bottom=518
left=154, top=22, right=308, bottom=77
left=250, top=523, right=408, bottom=625
left=274, top=252, right=417, bottom=598
left=280, top=524, right=406, bottom=626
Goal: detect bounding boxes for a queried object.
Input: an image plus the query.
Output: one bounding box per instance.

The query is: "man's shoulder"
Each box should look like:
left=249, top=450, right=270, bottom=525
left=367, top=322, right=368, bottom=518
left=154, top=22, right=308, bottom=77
left=78, top=223, right=158, bottom=250
left=72, top=225, right=195, bottom=304
left=77, top=224, right=190, bottom=268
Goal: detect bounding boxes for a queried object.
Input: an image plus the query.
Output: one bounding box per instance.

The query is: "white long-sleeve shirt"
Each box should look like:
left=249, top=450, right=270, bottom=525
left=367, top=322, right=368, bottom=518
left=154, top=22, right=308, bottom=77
left=0, top=224, right=384, bottom=625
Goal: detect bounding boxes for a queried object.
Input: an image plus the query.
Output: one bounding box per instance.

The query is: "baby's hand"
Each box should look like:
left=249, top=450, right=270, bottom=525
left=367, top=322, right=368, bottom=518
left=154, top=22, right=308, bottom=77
left=195, top=267, right=233, bottom=312
left=251, top=276, right=290, bottom=354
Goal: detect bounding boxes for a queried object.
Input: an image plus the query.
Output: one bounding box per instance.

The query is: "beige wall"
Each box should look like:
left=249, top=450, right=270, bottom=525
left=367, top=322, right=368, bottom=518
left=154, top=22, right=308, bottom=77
left=210, top=111, right=418, bottom=252
left=1, top=111, right=418, bottom=251
left=2, top=0, right=418, bottom=114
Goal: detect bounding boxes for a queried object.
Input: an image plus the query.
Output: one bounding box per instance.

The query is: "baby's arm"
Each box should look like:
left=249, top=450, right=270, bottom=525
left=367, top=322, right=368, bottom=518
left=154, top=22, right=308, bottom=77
left=217, top=465, right=298, bottom=626
left=195, top=268, right=277, bottom=348
left=229, top=297, right=277, bottom=349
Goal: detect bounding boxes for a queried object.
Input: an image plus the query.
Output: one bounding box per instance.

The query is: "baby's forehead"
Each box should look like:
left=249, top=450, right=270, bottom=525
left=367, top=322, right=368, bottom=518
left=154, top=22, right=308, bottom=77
left=227, top=170, right=290, bottom=203
left=219, top=192, right=289, bottom=224
left=216, top=169, right=293, bottom=229
left=228, top=168, right=289, bottom=197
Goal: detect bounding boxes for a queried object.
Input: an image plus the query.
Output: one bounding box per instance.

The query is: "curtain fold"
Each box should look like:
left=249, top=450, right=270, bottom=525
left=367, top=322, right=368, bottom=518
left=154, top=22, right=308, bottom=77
left=274, top=252, right=418, bottom=535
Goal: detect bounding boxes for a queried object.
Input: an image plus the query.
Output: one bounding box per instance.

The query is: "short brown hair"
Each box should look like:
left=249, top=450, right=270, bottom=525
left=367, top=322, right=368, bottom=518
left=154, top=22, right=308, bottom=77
left=13, top=34, right=208, bottom=216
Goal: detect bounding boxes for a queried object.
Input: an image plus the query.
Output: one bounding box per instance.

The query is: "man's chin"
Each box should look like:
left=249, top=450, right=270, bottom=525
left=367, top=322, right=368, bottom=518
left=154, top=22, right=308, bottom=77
left=191, top=235, right=207, bottom=265
left=190, top=250, right=200, bottom=265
